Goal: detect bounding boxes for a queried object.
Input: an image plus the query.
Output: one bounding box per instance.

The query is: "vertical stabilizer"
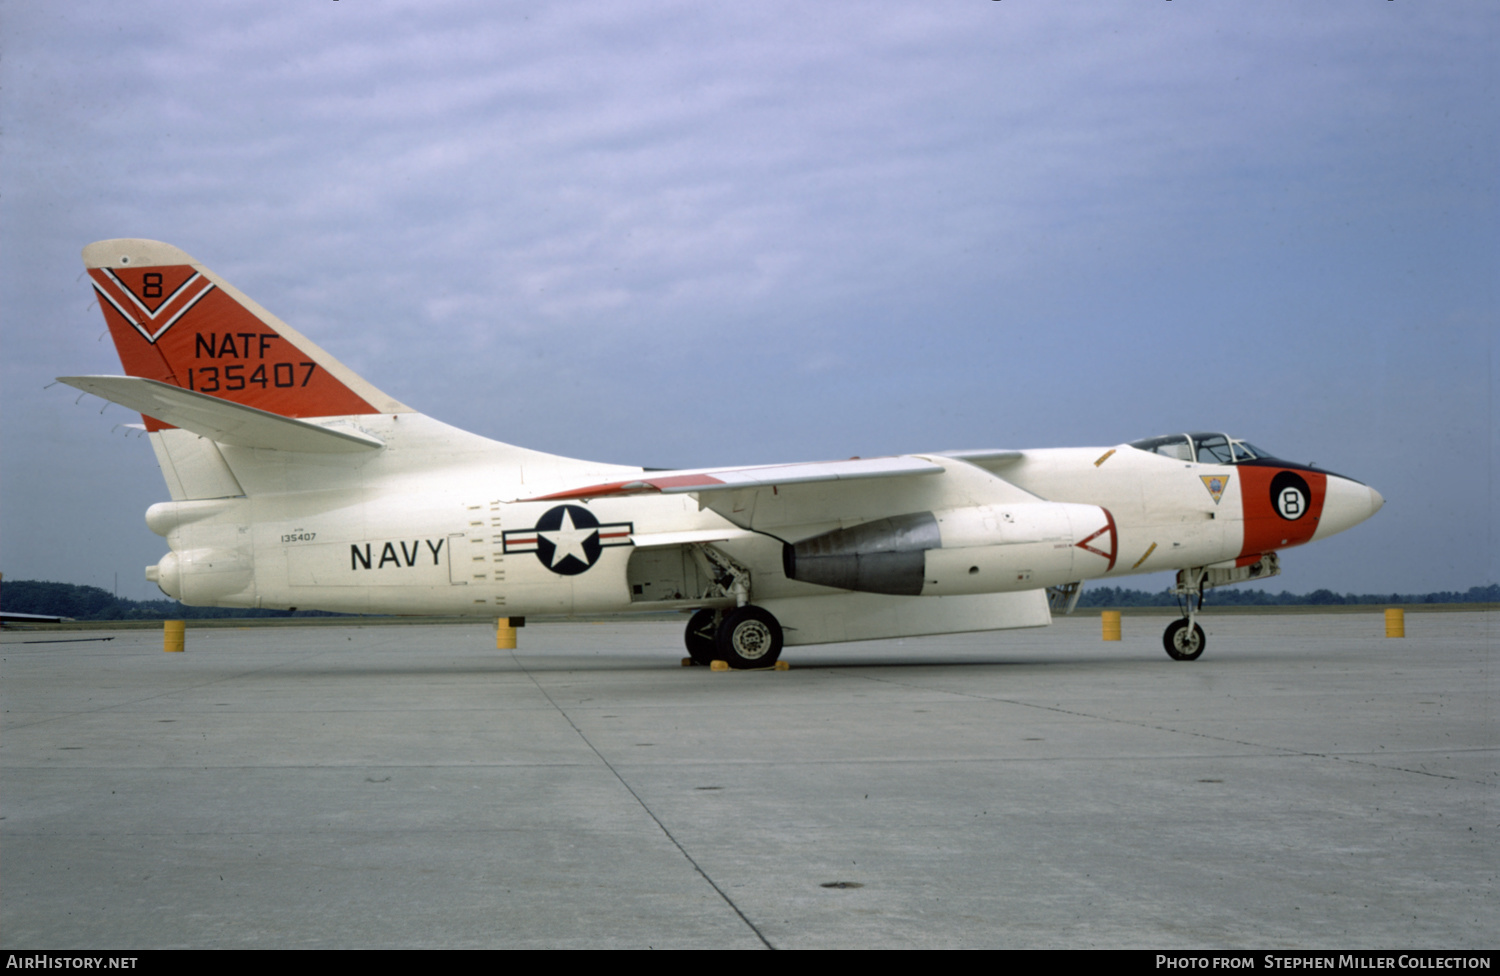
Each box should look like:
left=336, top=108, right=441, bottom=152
left=83, top=239, right=409, bottom=428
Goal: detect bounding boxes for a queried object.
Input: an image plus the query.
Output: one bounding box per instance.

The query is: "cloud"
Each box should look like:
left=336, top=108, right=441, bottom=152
left=3, top=1, right=1495, bottom=592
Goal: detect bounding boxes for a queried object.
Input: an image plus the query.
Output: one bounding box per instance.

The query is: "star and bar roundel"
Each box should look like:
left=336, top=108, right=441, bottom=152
left=502, top=505, right=633, bottom=576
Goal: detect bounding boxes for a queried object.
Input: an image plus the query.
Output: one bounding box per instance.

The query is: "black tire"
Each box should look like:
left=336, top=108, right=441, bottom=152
left=684, top=608, right=720, bottom=666
left=1163, top=619, right=1206, bottom=661
left=715, top=605, right=783, bottom=669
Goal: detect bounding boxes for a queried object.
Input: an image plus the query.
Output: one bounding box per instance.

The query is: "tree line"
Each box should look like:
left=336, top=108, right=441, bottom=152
left=1, top=580, right=346, bottom=620
left=1077, top=583, right=1499, bottom=607
left=2, top=578, right=1496, bottom=621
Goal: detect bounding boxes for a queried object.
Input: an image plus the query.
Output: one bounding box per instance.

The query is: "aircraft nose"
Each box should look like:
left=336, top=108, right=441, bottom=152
left=1316, top=475, right=1383, bottom=540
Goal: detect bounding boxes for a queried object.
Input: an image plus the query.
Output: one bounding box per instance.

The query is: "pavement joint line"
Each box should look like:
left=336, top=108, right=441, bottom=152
left=834, top=669, right=1483, bottom=784
left=508, top=648, right=776, bottom=950
left=7, top=748, right=1490, bottom=774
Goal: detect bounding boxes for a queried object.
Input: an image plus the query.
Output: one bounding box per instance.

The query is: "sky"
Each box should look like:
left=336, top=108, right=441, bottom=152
left=2, top=1, right=1495, bottom=602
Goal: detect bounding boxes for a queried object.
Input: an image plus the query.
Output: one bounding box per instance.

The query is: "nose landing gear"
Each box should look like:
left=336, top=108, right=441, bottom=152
left=1160, top=554, right=1281, bottom=661
left=1165, top=566, right=1208, bottom=661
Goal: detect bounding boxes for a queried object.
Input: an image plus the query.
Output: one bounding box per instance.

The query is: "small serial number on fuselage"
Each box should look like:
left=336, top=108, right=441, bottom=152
left=281, top=532, right=317, bottom=543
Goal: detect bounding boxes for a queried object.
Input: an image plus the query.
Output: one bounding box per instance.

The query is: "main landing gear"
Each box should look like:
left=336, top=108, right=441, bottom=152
left=683, top=606, right=785, bottom=669
left=682, top=543, right=784, bottom=670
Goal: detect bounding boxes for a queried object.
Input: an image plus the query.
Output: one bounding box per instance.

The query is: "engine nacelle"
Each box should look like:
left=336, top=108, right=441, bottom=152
left=782, top=512, right=939, bottom=595
left=148, top=547, right=256, bottom=605
left=784, top=502, right=1115, bottom=596
left=144, top=497, right=259, bottom=606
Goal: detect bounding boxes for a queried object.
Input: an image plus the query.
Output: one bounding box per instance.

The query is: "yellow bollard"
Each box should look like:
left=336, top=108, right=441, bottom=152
left=1385, top=608, right=1405, bottom=638
left=496, top=617, right=517, bottom=649
left=1101, top=610, right=1121, bottom=641
left=164, top=619, right=185, bottom=653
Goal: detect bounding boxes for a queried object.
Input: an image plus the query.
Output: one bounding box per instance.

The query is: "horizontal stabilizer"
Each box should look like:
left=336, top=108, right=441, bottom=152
left=530, top=455, right=944, bottom=501
left=58, top=376, right=384, bottom=453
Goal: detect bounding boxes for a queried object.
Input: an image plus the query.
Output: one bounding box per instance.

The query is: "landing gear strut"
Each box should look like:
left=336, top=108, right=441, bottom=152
left=1158, top=554, right=1282, bottom=660
left=1164, top=566, right=1208, bottom=661
left=682, top=543, right=784, bottom=669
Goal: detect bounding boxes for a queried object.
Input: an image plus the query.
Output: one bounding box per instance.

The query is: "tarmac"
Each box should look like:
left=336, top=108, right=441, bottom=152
left=2, top=610, right=1494, bottom=949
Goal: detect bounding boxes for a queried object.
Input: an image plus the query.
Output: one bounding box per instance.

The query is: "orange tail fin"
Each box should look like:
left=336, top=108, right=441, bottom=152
left=83, top=239, right=407, bottom=428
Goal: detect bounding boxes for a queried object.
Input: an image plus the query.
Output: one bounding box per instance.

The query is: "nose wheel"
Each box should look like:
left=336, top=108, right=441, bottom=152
left=1163, top=618, right=1206, bottom=661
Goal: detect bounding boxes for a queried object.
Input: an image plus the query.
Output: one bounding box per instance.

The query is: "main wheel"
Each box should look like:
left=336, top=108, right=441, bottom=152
left=715, top=605, right=783, bottom=669
left=1163, top=619, right=1206, bottom=661
left=684, top=608, right=720, bottom=666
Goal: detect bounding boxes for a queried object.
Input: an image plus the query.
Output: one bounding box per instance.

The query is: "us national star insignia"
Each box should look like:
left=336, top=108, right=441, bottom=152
left=501, top=504, right=633, bottom=576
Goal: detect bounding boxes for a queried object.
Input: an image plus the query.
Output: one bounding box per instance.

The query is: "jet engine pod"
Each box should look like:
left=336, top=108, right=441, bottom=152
left=149, top=547, right=255, bottom=605
left=785, top=502, right=1116, bottom=598
left=783, top=512, right=940, bottom=596
left=921, top=502, right=1114, bottom=595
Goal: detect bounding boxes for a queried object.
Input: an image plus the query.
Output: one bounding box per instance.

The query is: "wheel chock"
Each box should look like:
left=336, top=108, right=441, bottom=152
left=704, top=659, right=789, bottom=672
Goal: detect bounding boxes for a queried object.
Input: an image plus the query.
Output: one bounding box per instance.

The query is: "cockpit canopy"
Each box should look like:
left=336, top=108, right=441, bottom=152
left=1128, top=432, right=1273, bottom=465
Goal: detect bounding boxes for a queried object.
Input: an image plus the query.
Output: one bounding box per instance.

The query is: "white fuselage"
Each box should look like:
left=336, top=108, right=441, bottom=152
left=143, top=418, right=1382, bottom=619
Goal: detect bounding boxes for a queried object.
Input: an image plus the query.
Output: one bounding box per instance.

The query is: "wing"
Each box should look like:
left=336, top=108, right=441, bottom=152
left=530, top=453, right=1041, bottom=533
left=530, top=455, right=944, bottom=499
